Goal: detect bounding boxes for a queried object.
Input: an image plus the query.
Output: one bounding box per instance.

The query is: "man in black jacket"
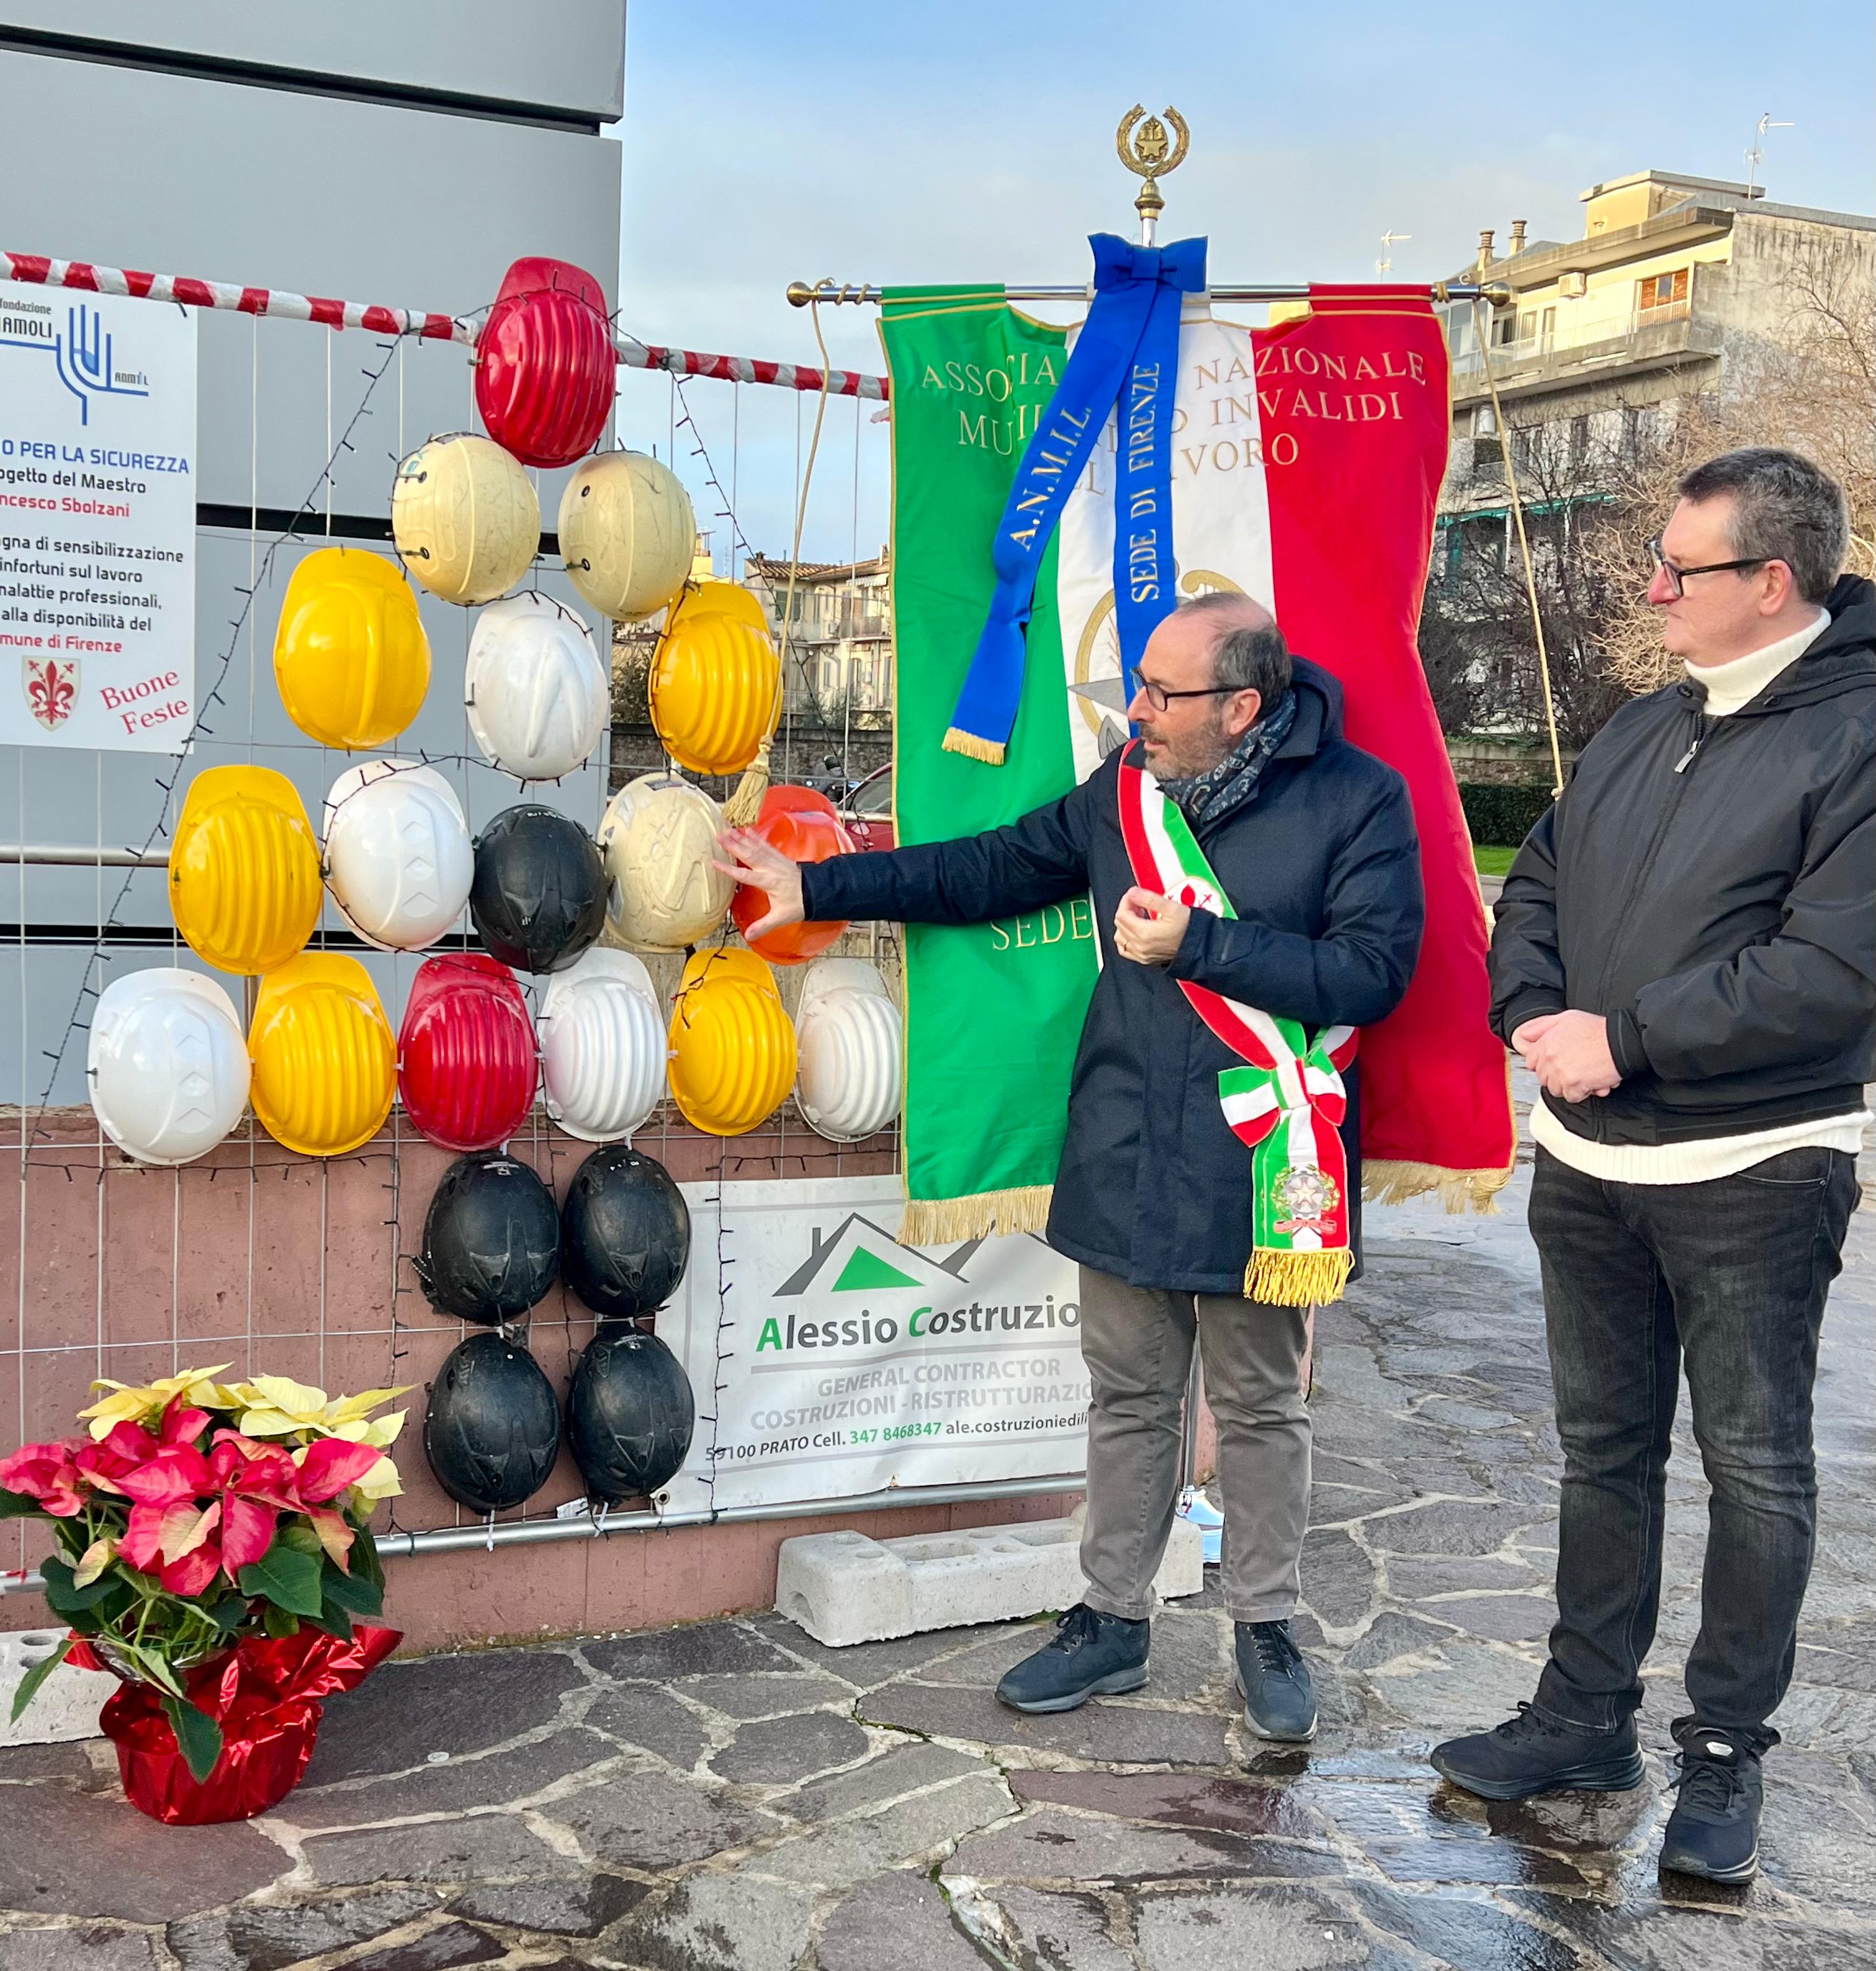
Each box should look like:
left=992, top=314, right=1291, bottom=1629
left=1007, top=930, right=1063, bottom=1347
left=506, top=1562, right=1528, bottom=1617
left=1433, top=449, right=1873, bottom=1884
left=720, top=593, right=1423, bottom=1742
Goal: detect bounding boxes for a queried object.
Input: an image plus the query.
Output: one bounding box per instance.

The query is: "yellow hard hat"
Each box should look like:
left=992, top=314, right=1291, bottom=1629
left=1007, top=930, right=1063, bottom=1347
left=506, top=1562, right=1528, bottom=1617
left=557, top=451, right=694, bottom=621
left=169, top=766, right=323, bottom=976
left=392, top=434, right=541, bottom=606
left=248, top=953, right=397, bottom=1157
left=667, top=946, right=796, bottom=1136
left=649, top=596, right=779, bottom=778
left=680, top=580, right=768, bottom=634
left=274, top=547, right=432, bottom=749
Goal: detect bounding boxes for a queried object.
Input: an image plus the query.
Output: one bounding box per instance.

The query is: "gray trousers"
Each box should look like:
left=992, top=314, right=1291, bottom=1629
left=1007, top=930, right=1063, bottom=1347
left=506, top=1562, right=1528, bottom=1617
left=1077, top=1263, right=1311, bottom=1625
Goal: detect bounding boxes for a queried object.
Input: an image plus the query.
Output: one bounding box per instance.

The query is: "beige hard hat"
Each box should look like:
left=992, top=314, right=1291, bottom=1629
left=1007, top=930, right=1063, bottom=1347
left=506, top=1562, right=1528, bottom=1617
left=558, top=450, right=695, bottom=622
left=598, top=770, right=733, bottom=952
left=392, top=433, right=541, bottom=606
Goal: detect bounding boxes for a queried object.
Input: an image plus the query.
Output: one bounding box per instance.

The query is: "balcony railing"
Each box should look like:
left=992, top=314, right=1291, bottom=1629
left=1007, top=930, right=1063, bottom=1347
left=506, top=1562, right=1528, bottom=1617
left=1452, top=299, right=1695, bottom=377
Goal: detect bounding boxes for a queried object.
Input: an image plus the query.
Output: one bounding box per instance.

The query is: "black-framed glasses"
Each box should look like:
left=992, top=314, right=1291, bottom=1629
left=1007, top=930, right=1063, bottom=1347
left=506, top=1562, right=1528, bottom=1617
left=1646, top=534, right=1771, bottom=599
left=1137, top=679, right=1245, bottom=712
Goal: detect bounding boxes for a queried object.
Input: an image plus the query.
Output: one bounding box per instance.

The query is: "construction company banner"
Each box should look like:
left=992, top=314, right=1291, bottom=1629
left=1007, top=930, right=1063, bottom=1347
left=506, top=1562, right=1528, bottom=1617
left=659, top=1175, right=1088, bottom=1515
left=0, top=286, right=197, bottom=750
left=882, top=282, right=1514, bottom=1236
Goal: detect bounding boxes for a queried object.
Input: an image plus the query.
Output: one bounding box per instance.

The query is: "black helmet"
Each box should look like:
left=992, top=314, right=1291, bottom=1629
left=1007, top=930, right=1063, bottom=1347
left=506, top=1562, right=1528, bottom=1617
left=421, top=1332, right=563, bottom=1513
left=566, top=1322, right=695, bottom=1502
left=560, top=1144, right=690, bottom=1320
left=469, top=804, right=605, bottom=974
left=415, top=1151, right=561, bottom=1324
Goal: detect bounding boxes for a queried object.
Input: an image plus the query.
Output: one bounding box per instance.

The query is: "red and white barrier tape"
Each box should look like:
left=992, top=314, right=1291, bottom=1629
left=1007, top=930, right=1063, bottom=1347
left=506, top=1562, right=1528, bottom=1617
left=1, top=251, right=890, bottom=398
left=616, top=339, right=887, bottom=401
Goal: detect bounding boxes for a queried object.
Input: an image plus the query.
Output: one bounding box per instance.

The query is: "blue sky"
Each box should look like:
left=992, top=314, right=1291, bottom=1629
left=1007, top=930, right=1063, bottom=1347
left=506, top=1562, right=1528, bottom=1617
left=608, top=0, right=1874, bottom=564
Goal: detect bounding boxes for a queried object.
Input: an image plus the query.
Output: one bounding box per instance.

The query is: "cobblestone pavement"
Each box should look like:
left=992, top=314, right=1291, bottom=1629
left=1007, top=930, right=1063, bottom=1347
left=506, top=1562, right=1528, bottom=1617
left=4, top=1073, right=1873, bottom=1970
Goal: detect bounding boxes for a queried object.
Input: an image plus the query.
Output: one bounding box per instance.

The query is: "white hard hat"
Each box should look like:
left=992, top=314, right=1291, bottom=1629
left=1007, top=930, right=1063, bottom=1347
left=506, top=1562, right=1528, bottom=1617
left=465, top=591, right=608, bottom=783
left=794, top=958, right=903, bottom=1143
left=537, top=948, right=666, bottom=1142
left=88, top=969, right=251, bottom=1166
left=322, top=758, right=474, bottom=953
left=598, top=771, right=733, bottom=951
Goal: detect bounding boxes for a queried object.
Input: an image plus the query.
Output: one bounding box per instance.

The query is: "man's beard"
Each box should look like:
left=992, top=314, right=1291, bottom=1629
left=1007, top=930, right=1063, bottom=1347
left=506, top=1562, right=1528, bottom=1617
left=1142, top=711, right=1233, bottom=781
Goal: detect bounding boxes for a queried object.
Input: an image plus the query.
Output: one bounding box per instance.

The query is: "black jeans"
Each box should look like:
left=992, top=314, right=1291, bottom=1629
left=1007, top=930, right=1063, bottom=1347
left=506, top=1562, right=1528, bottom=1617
left=1529, top=1143, right=1859, bottom=1751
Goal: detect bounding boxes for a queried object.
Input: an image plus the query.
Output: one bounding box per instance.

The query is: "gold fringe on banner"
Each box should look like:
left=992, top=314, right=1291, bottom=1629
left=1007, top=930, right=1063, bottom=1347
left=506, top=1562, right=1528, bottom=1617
left=1245, top=1246, right=1353, bottom=1308
left=940, top=727, right=1007, bottom=766
left=1363, top=1159, right=1514, bottom=1214
left=900, top=1184, right=1053, bottom=1247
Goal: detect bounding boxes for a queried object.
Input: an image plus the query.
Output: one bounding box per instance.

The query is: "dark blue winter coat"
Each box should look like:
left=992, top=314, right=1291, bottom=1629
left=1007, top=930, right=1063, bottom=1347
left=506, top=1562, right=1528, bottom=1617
left=799, top=659, right=1425, bottom=1293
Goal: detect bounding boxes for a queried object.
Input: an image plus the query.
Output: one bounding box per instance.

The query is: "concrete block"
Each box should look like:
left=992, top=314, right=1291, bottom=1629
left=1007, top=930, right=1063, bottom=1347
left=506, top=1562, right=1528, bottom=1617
left=0, top=1628, right=105, bottom=1746
left=775, top=1512, right=1204, bottom=1648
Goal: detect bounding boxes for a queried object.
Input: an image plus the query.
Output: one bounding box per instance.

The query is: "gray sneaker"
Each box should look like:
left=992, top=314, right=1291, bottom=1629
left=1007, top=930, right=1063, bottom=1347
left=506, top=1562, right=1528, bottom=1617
left=1234, top=1619, right=1317, bottom=1741
left=995, top=1604, right=1149, bottom=1714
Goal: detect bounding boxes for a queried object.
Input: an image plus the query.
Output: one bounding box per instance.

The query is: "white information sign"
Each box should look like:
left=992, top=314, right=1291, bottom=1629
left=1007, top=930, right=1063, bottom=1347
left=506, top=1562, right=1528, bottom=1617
left=0, top=288, right=197, bottom=750
left=661, top=1176, right=1089, bottom=1515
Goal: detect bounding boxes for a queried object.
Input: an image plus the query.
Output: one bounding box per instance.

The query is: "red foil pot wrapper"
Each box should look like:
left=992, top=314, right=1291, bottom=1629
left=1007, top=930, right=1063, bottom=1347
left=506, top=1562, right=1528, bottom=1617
left=91, top=1623, right=401, bottom=1825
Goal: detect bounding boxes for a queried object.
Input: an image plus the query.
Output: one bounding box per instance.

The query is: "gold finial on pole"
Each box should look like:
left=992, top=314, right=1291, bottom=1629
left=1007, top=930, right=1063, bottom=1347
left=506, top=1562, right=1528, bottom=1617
left=1116, top=104, right=1190, bottom=246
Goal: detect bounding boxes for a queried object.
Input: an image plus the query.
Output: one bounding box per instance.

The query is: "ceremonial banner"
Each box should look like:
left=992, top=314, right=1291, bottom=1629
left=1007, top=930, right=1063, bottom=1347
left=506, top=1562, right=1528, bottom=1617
left=660, top=1177, right=1088, bottom=1515
left=884, top=278, right=1514, bottom=1239
left=881, top=291, right=1086, bottom=1241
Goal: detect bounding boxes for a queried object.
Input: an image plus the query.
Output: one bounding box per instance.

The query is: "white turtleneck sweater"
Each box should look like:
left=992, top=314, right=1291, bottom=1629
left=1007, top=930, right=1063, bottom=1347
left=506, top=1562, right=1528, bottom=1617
left=1532, top=609, right=1870, bottom=1183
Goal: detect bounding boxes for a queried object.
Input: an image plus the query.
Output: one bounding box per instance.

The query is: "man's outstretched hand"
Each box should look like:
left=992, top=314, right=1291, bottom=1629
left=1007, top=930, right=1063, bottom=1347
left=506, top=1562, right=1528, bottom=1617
left=713, top=828, right=806, bottom=941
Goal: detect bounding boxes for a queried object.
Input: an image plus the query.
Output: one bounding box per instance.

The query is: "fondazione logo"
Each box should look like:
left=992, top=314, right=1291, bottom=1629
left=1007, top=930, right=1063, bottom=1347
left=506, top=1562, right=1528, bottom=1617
left=752, top=1213, right=1081, bottom=1355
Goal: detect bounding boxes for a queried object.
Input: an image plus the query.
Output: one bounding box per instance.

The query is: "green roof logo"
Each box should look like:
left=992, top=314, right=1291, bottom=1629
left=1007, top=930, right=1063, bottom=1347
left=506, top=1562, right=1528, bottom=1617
left=830, top=1246, right=922, bottom=1293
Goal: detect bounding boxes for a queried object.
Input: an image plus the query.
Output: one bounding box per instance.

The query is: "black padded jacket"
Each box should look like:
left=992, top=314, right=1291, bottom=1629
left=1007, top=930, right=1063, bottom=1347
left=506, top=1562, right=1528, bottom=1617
left=1489, top=573, right=1875, bottom=1146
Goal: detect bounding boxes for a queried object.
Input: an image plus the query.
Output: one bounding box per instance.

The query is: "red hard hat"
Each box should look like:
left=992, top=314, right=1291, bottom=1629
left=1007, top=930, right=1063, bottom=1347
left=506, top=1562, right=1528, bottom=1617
left=474, top=258, right=615, bottom=469
left=730, top=784, right=856, bottom=964
left=398, top=953, right=538, bottom=1152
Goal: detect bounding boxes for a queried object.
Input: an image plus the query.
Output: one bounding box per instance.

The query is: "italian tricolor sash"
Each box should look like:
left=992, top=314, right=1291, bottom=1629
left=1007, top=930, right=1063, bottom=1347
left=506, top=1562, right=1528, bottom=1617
left=1117, top=746, right=1358, bottom=1308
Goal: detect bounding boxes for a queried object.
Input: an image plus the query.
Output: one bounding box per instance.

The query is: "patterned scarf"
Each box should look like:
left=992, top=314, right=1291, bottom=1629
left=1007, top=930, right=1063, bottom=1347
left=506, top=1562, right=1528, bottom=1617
left=1153, top=687, right=1298, bottom=830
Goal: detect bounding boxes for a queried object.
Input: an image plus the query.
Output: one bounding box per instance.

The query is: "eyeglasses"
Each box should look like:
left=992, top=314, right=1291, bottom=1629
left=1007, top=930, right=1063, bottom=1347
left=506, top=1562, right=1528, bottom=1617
left=1646, top=534, right=1771, bottom=599
left=1136, top=679, right=1244, bottom=712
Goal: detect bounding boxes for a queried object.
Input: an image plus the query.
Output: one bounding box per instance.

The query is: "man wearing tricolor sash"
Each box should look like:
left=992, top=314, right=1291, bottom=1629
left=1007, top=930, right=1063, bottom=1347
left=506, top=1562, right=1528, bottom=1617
left=720, top=592, right=1423, bottom=1739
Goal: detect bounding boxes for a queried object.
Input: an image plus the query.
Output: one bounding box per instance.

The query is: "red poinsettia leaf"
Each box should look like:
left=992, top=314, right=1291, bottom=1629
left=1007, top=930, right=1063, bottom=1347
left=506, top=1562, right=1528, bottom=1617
left=117, top=1500, right=173, bottom=1571
left=294, top=1439, right=384, bottom=1504
left=115, top=1444, right=214, bottom=1506
left=219, top=1493, right=279, bottom=1574
left=159, top=1542, right=223, bottom=1598
left=304, top=1507, right=356, bottom=1568
left=158, top=1400, right=213, bottom=1448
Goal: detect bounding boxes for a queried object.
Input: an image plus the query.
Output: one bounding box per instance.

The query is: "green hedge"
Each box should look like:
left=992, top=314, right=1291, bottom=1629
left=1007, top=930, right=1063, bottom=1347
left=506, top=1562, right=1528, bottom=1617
left=1458, top=782, right=1554, bottom=848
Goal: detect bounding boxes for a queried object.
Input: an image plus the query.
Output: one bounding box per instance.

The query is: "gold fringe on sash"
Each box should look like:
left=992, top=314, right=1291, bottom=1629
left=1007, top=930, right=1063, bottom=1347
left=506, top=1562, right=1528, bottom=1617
left=1363, top=1159, right=1515, bottom=1215
left=1245, top=1246, right=1353, bottom=1308
left=900, top=1183, right=1052, bottom=1247
left=940, top=727, right=1007, bottom=765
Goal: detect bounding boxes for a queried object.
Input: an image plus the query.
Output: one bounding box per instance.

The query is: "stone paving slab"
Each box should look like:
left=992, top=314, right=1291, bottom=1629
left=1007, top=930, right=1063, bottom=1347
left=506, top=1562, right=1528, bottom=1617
left=2, top=1078, right=1871, bottom=1968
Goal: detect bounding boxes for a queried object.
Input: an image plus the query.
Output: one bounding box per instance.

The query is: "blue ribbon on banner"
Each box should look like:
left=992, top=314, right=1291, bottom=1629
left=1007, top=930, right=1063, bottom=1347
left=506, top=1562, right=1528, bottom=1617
left=944, top=233, right=1207, bottom=764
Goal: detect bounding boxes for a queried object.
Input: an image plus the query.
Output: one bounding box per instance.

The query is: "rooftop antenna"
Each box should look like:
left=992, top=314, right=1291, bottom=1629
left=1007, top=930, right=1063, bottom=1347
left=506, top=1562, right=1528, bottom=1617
left=1744, top=112, right=1792, bottom=199
left=1376, top=229, right=1412, bottom=276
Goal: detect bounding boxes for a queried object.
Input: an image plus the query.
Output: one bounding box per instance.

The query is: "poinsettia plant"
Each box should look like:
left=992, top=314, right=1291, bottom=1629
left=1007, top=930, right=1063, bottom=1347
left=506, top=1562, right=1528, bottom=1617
left=0, top=1366, right=407, bottom=1780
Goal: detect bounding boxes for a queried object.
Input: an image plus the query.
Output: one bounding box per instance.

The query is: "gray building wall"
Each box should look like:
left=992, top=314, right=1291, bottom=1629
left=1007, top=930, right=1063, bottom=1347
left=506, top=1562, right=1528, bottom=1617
left=1, top=4, right=627, bottom=1105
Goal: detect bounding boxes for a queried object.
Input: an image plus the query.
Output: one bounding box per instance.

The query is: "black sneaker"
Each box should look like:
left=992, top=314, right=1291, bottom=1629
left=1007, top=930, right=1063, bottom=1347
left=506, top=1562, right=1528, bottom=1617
left=1234, top=1620, right=1317, bottom=1742
left=994, top=1604, right=1149, bottom=1714
left=1659, top=1720, right=1762, bottom=1884
left=1430, top=1702, right=1645, bottom=1800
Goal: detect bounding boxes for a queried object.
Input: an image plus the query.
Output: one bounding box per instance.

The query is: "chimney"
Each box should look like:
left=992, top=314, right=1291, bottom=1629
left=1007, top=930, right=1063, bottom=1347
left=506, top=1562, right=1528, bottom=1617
left=1509, top=218, right=1528, bottom=256
left=1477, top=228, right=1496, bottom=271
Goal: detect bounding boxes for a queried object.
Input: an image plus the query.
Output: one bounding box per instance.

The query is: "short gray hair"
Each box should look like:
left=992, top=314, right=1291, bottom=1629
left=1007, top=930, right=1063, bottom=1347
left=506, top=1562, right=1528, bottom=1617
left=1678, top=447, right=1847, bottom=605
left=1179, top=591, right=1293, bottom=706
